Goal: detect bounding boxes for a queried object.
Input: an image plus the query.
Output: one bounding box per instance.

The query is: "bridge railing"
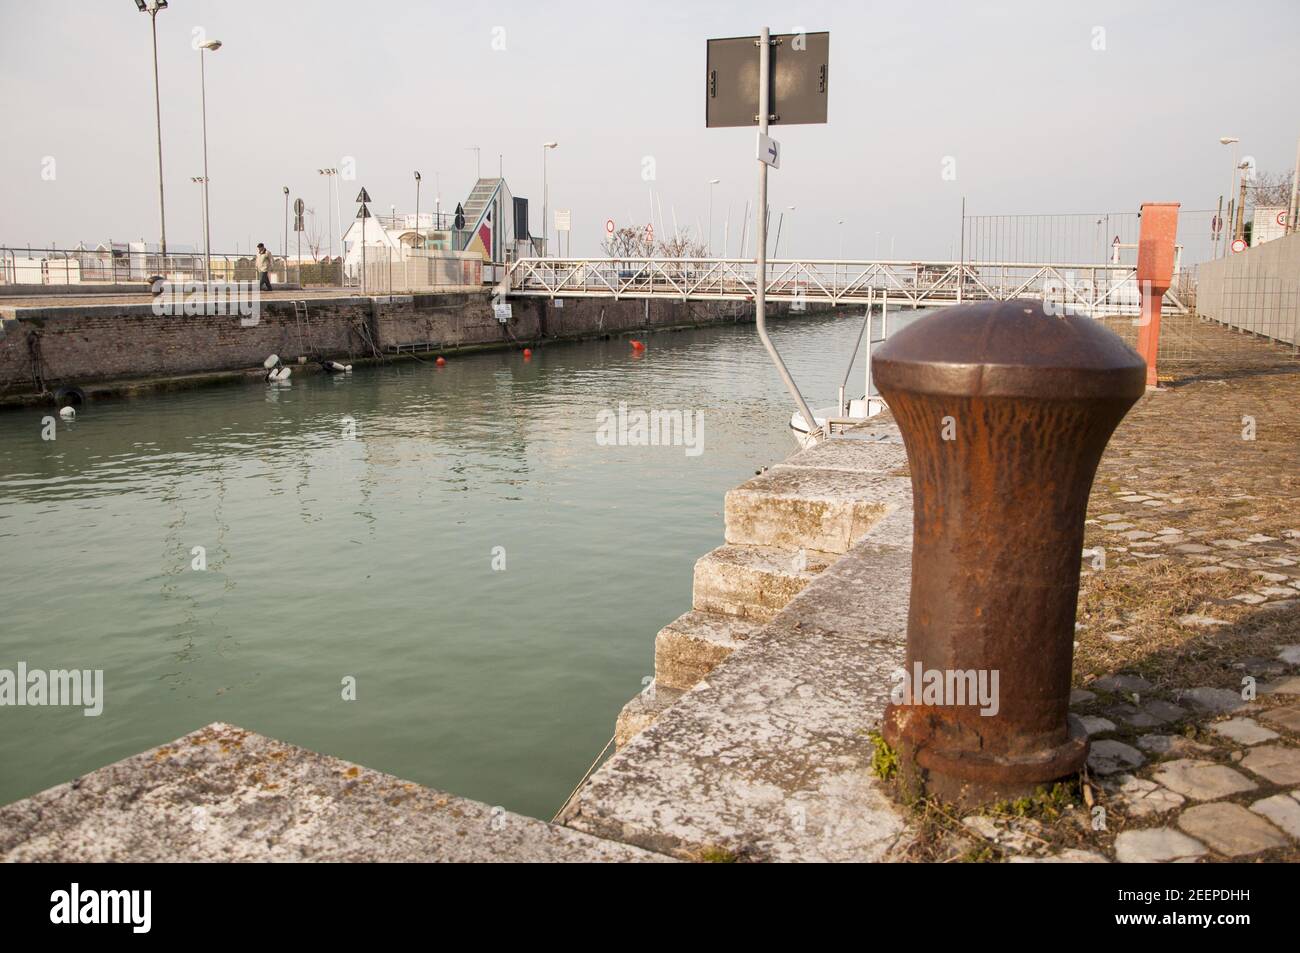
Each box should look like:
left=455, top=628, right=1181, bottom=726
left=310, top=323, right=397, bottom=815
left=503, top=257, right=1186, bottom=316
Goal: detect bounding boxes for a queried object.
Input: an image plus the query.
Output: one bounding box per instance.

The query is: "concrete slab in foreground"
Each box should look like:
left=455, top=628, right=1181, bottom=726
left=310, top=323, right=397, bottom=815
left=0, top=722, right=669, bottom=863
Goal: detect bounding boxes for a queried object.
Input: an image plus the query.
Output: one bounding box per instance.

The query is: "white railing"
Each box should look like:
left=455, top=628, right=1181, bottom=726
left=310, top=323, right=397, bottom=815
left=503, top=257, right=1188, bottom=316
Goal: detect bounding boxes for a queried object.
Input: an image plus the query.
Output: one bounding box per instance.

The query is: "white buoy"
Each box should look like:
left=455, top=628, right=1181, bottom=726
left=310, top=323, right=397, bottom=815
left=263, top=354, right=280, bottom=369
left=59, top=406, right=76, bottom=420
left=344, top=365, right=353, bottom=373
left=275, top=366, right=292, bottom=381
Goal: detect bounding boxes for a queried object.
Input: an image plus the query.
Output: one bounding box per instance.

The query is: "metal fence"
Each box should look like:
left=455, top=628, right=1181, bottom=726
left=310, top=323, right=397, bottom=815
left=962, top=209, right=1220, bottom=271
left=0, top=246, right=344, bottom=289
left=359, top=249, right=484, bottom=294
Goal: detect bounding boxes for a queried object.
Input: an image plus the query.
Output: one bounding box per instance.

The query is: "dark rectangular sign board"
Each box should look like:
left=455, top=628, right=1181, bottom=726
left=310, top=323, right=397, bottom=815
left=705, top=32, right=829, bottom=127
left=513, top=196, right=530, bottom=240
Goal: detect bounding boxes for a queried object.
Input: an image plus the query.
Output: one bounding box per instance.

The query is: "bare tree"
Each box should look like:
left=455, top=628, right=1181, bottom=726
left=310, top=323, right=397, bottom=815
left=1249, top=170, right=1292, bottom=208
left=654, top=230, right=708, bottom=258
left=602, top=226, right=654, bottom=258
left=304, top=208, right=324, bottom=262
left=601, top=225, right=711, bottom=259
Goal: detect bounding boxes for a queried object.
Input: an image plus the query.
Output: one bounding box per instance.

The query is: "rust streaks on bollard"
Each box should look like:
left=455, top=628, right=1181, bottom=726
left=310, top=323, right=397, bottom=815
left=874, top=299, right=1146, bottom=806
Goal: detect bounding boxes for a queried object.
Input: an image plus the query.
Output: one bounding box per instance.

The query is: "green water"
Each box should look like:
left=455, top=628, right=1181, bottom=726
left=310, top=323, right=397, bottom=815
left=0, top=309, right=914, bottom=818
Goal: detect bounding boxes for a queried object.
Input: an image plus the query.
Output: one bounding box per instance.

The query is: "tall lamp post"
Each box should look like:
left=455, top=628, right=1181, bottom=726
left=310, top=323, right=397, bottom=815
left=191, top=177, right=207, bottom=274
left=541, top=141, right=558, bottom=257
left=414, top=170, right=422, bottom=251
left=134, top=1, right=169, bottom=265
left=282, top=186, right=289, bottom=278
left=318, top=168, right=338, bottom=283
left=1219, top=136, right=1240, bottom=258
left=837, top=219, right=845, bottom=289
left=1234, top=159, right=1251, bottom=244
left=707, top=178, right=720, bottom=254
left=198, top=38, right=221, bottom=285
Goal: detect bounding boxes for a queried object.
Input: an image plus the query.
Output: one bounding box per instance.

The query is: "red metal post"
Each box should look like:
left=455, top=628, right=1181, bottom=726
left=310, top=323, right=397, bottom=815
left=1133, top=202, right=1180, bottom=389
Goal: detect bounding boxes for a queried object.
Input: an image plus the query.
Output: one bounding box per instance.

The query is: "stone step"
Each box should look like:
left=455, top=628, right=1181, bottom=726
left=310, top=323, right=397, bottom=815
left=724, top=467, right=910, bottom=554
left=781, top=431, right=908, bottom=473
left=654, top=610, right=767, bottom=693
left=615, top=680, right=683, bottom=750
left=692, top=543, right=834, bottom=622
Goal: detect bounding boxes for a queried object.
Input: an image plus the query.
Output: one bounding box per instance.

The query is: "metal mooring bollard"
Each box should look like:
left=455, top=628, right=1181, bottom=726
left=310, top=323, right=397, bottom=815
left=875, top=299, right=1146, bottom=806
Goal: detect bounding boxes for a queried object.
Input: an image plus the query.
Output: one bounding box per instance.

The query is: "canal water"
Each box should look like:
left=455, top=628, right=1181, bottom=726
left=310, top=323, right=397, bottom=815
left=0, top=308, right=916, bottom=818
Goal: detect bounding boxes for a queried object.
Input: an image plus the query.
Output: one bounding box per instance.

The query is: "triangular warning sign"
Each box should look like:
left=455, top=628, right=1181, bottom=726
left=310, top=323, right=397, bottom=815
left=356, top=205, right=371, bottom=219
left=356, top=188, right=371, bottom=204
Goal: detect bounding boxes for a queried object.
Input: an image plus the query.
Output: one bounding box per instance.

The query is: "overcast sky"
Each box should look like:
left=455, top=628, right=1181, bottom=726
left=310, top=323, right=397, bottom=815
left=2, top=0, right=1296, bottom=260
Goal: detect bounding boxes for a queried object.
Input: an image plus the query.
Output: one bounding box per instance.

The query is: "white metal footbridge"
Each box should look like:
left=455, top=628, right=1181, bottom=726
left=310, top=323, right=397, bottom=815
left=501, top=257, right=1187, bottom=317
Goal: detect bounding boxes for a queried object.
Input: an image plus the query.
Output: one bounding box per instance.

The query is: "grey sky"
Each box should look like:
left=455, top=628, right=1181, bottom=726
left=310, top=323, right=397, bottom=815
left=2, top=0, right=1296, bottom=260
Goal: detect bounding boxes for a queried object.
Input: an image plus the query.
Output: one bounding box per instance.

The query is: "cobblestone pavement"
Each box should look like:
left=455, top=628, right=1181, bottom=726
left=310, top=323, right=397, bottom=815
left=918, top=321, right=1300, bottom=862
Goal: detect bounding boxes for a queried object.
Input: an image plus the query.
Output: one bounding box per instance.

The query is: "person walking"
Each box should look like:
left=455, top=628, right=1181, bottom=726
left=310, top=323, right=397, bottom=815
left=255, top=242, right=272, bottom=292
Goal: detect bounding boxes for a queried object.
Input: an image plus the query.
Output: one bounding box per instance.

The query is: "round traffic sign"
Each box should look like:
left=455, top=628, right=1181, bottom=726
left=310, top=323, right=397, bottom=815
left=605, top=218, right=615, bottom=235
left=1231, top=238, right=1247, bottom=253
left=1278, top=211, right=1289, bottom=228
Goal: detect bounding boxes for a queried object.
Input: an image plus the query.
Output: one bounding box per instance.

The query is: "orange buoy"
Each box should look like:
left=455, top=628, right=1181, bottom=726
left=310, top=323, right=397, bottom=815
left=523, top=348, right=532, bottom=358
left=631, top=340, right=645, bottom=351
left=435, top=356, right=446, bottom=367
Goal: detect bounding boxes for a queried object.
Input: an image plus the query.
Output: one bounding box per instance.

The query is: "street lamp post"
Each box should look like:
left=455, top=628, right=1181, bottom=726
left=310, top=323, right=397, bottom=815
left=282, top=186, right=289, bottom=279
left=318, top=168, right=337, bottom=283
left=1234, top=160, right=1250, bottom=244
left=542, top=141, right=558, bottom=256
left=191, top=176, right=207, bottom=278
left=1219, top=136, right=1240, bottom=258
left=198, top=38, right=222, bottom=286
left=414, top=171, right=422, bottom=251
left=134, top=1, right=169, bottom=265
left=837, top=219, right=844, bottom=289
left=707, top=178, right=720, bottom=255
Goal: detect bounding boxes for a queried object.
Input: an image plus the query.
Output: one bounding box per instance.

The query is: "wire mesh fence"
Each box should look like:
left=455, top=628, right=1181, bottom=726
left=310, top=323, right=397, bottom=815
left=0, top=246, right=345, bottom=289
left=359, top=249, right=484, bottom=294
left=962, top=208, right=1220, bottom=270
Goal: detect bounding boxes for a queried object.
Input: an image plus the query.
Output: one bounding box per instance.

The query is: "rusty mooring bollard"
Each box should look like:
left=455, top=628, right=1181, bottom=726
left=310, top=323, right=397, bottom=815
left=875, top=299, right=1146, bottom=806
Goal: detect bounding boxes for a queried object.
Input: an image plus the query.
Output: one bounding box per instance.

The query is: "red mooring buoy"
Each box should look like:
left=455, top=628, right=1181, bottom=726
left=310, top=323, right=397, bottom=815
left=435, top=356, right=446, bottom=367
left=631, top=340, right=645, bottom=351
left=523, top=348, right=532, bottom=358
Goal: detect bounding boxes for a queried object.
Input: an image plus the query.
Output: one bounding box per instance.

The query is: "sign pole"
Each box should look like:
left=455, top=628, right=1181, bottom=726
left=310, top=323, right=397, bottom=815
left=752, top=27, right=820, bottom=441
